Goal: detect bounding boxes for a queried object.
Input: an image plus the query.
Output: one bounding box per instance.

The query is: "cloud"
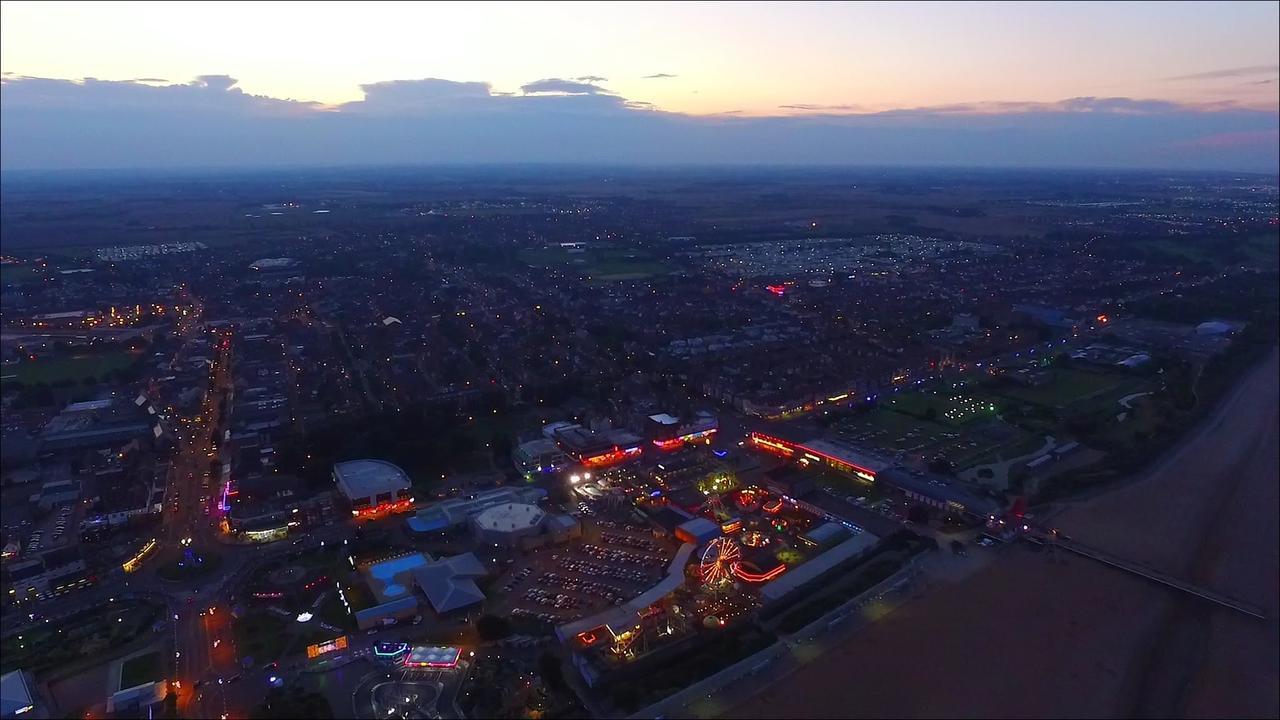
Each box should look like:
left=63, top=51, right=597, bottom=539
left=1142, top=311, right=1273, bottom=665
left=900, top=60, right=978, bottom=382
left=344, top=78, right=495, bottom=114
left=780, top=103, right=864, bottom=112
left=520, top=78, right=606, bottom=95
left=1248, top=78, right=1277, bottom=85
left=130, top=77, right=169, bottom=84
left=874, top=96, right=1248, bottom=117
left=1, top=74, right=1276, bottom=172
left=575, top=75, right=608, bottom=83
left=643, top=73, right=678, bottom=79
left=1164, top=65, right=1280, bottom=81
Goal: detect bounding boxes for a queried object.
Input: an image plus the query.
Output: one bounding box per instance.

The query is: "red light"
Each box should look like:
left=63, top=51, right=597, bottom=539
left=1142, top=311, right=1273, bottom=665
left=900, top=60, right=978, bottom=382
left=732, top=562, right=786, bottom=583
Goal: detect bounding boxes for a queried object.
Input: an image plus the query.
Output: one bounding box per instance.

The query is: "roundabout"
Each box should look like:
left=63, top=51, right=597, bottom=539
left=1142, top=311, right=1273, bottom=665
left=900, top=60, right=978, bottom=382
left=371, top=679, right=442, bottom=719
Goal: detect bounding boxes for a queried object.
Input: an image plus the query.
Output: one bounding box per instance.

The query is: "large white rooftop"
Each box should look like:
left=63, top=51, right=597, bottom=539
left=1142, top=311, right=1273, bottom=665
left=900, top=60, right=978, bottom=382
left=474, top=502, right=545, bottom=533
left=333, top=459, right=411, bottom=500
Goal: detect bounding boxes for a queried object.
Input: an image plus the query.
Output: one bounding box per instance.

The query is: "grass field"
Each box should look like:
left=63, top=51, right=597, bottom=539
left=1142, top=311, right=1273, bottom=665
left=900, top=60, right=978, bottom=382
left=119, top=651, right=164, bottom=689
left=1132, top=233, right=1278, bottom=267
left=519, top=246, right=667, bottom=279
left=0, top=264, right=43, bottom=286
left=233, top=611, right=293, bottom=663
left=1, top=350, right=140, bottom=386
left=1, top=600, right=162, bottom=674
left=832, top=409, right=955, bottom=452
left=993, top=368, right=1124, bottom=408
left=884, top=390, right=1000, bottom=426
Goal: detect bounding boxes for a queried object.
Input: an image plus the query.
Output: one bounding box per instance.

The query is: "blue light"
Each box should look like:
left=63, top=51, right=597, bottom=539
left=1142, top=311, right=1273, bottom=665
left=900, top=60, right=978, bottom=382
left=650, top=490, right=662, bottom=497
left=712, top=449, right=728, bottom=458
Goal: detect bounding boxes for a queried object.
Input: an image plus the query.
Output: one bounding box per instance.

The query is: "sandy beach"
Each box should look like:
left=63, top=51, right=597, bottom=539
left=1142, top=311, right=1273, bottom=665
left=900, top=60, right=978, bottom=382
left=731, top=347, right=1279, bottom=719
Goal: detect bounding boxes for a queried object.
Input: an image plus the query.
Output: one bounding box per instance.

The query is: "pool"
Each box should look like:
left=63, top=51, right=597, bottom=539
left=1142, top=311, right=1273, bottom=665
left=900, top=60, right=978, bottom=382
left=367, top=553, right=429, bottom=598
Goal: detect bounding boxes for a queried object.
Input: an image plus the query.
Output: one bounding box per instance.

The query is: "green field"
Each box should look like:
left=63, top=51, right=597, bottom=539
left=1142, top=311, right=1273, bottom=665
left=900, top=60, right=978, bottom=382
left=884, top=390, right=999, bottom=426
left=1, top=600, right=162, bottom=674
left=519, top=246, right=667, bottom=279
left=992, top=368, right=1125, bottom=408
left=0, top=264, right=43, bottom=287
left=1, top=350, right=140, bottom=386
left=1132, top=233, right=1279, bottom=267
left=233, top=611, right=293, bottom=663
left=119, top=650, right=164, bottom=689
left=833, top=408, right=955, bottom=451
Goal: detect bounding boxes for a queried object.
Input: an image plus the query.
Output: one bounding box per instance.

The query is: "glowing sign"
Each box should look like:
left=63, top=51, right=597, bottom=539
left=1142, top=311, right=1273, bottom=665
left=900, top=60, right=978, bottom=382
left=404, top=646, right=461, bottom=668
left=306, top=635, right=349, bottom=659
left=122, top=538, right=158, bottom=573
left=374, top=642, right=409, bottom=658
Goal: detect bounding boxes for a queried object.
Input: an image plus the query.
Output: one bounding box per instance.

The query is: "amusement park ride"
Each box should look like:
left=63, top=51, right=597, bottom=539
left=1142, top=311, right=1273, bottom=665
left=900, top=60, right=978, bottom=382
left=700, top=537, right=787, bottom=586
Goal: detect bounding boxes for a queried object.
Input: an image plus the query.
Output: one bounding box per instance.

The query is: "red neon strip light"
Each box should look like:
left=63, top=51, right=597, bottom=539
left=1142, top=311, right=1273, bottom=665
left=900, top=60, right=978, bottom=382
left=582, top=446, right=642, bottom=467
left=762, top=499, right=783, bottom=514
left=750, top=433, right=877, bottom=478
left=355, top=498, right=414, bottom=519
left=732, top=563, right=786, bottom=583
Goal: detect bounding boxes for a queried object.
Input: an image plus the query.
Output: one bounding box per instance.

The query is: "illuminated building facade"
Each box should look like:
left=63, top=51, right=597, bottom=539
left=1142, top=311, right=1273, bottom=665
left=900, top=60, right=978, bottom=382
left=647, top=411, right=718, bottom=452
left=305, top=635, right=349, bottom=659
left=547, top=424, right=644, bottom=469
left=748, top=432, right=885, bottom=483
left=333, top=459, right=415, bottom=521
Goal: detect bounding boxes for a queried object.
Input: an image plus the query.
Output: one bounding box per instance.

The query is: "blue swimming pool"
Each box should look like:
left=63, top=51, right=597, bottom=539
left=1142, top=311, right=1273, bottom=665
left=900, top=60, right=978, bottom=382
left=368, top=553, right=428, bottom=597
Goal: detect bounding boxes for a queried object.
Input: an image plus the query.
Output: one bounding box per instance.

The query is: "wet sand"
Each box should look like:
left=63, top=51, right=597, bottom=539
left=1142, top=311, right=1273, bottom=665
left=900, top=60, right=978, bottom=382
left=731, top=348, right=1279, bottom=719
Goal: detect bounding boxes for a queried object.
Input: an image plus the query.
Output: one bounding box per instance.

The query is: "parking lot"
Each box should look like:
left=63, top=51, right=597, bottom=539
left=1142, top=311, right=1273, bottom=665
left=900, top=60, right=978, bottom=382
left=16, top=500, right=81, bottom=557
left=494, top=519, right=675, bottom=627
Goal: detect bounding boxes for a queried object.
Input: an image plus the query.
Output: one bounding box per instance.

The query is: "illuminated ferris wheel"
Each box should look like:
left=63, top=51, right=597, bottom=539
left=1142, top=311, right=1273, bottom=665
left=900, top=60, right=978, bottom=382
left=700, top=537, right=741, bottom=585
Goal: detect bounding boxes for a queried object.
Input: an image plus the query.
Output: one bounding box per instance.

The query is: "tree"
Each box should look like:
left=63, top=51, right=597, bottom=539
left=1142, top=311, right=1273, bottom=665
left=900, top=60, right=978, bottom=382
left=538, top=650, right=567, bottom=692
left=251, top=687, right=334, bottom=719
left=476, top=614, right=511, bottom=642
left=906, top=504, right=932, bottom=525
left=923, top=406, right=938, bottom=422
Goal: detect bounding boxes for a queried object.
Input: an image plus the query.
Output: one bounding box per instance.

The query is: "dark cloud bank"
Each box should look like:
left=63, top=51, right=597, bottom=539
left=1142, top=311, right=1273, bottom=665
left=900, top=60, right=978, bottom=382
left=1, top=75, right=1276, bottom=172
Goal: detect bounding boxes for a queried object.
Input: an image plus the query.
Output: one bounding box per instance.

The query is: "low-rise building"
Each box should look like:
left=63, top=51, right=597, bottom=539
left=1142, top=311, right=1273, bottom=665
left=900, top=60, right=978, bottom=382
left=333, top=459, right=414, bottom=520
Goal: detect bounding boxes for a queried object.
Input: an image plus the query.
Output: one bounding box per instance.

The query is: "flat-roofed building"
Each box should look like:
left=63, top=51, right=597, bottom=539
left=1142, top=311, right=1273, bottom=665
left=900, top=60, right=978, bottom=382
left=333, top=459, right=414, bottom=520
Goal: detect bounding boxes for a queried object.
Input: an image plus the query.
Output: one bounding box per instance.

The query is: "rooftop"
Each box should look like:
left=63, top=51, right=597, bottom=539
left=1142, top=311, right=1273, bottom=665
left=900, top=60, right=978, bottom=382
left=411, top=553, right=487, bottom=614
left=333, top=459, right=411, bottom=500
left=473, top=502, right=545, bottom=532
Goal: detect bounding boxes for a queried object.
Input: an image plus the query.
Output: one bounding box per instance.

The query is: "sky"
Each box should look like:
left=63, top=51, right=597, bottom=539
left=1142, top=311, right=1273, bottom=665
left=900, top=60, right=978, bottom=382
left=1, top=0, right=1277, bottom=171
